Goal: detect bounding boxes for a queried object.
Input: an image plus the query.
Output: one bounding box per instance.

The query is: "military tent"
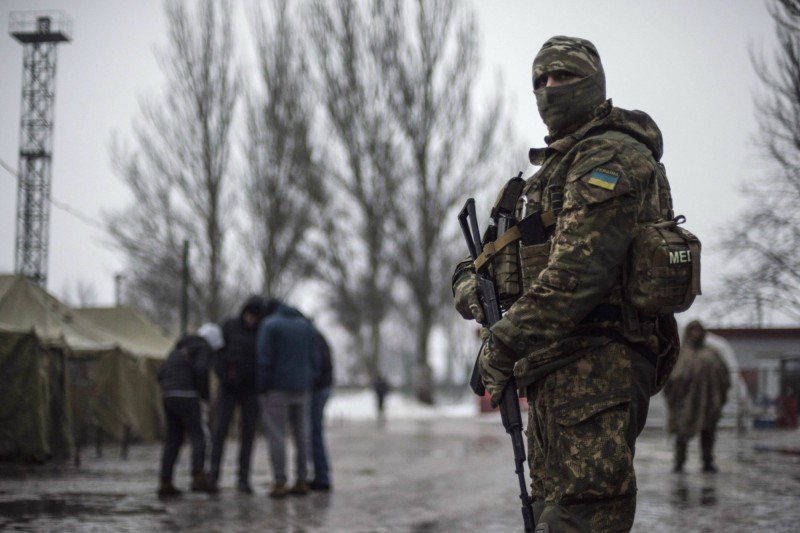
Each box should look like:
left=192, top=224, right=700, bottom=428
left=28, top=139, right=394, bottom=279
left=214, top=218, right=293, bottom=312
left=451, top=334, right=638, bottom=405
left=0, top=274, right=163, bottom=459
left=73, top=306, right=175, bottom=442
left=0, top=321, right=71, bottom=462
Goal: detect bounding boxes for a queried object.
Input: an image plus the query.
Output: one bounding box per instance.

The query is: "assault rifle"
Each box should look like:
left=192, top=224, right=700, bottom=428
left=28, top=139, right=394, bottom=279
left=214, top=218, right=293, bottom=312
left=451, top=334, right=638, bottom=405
left=457, top=175, right=534, bottom=533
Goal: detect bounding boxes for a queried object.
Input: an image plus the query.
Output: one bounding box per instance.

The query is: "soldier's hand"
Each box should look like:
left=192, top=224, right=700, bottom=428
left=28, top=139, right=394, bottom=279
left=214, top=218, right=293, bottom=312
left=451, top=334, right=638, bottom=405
left=453, top=275, right=485, bottom=323
left=478, top=333, right=515, bottom=408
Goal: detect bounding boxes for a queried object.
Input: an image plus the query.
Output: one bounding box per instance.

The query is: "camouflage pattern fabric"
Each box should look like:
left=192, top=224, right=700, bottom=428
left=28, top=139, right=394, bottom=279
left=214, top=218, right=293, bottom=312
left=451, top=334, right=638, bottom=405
left=452, top=35, right=674, bottom=531
left=532, top=35, right=606, bottom=138
left=526, top=345, right=653, bottom=531
left=532, top=35, right=603, bottom=83
left=663, top=323, right=730, bottom=437
left=489, top=102, right=668, bottom=366
left=526, top=349, right=639, bottom=508
left=477, top=333, right=516, bottom=407
left=451, top=257, right=473, bottom=289
left=470, top=99, right=669, bottom=530
left=453, top=271, right=484, bottom=323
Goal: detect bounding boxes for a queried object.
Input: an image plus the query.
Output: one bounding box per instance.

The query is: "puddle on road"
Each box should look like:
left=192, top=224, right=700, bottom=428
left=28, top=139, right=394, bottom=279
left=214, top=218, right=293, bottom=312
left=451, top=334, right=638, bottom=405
left=410, top=519, right=440, bottom=532
left=753, top=444, right=800, bottom=456
left=0, top=494, right=165, bottom=527
left=669, top=476, right=719, bottom=509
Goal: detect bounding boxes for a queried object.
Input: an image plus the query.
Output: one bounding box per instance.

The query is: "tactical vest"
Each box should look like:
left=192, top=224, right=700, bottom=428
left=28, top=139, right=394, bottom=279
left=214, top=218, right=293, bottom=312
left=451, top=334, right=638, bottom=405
left=480, top=129, right=699, bottom=316
left=476, top=129, right=699, bottom=393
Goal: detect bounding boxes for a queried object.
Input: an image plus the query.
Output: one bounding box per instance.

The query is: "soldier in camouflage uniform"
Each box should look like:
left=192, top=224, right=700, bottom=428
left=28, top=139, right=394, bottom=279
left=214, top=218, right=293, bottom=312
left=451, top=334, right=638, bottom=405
left=453, top=36, right=677, bottom=532
left=663, top=320, right=730, bottom=473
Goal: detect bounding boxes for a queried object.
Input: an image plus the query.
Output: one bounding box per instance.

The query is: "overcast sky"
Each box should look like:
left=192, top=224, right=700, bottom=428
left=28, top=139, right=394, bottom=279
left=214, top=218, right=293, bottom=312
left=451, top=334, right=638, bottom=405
left=0, top=1, right=776, bottom=318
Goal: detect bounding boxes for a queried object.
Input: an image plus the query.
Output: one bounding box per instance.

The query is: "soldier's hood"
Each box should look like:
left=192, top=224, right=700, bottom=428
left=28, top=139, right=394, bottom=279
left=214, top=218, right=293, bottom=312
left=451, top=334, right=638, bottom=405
left=599, top=105, right=664, bottom=161
left=531, top=100, right=664, bottom=163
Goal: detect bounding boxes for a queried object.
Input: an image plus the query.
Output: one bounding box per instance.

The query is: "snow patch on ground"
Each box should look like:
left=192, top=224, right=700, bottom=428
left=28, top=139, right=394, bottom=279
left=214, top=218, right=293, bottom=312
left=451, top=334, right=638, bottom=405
left=325, top=389, right=480, bottom=422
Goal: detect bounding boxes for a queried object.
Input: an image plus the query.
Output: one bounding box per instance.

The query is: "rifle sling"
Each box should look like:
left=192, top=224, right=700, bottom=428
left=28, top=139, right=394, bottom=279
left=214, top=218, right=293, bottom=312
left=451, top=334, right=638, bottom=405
left=474, top=210, right=556, bottom=272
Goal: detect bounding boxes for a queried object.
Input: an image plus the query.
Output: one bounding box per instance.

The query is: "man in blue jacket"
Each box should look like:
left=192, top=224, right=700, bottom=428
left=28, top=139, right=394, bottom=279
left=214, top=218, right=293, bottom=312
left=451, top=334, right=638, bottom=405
left=256, top=301, right=320, bottom=498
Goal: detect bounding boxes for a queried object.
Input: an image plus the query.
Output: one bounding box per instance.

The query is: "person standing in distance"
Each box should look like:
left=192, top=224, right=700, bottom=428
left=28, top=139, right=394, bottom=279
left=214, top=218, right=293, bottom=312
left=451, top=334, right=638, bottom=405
left=208, top=295, right=270, bottom=493
left=664, top=320, right=730, bottom=473
left=453, top=36, right=679, bottom=531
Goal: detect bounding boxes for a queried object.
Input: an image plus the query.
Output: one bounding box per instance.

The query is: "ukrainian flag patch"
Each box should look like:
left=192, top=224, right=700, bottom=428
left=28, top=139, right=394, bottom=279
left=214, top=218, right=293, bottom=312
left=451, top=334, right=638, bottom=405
left=587, top=168, right=620, bottom=190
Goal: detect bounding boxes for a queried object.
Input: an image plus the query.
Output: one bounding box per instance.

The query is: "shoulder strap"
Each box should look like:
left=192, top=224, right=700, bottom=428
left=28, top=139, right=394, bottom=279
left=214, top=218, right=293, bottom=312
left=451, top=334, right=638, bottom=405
left=473, top=210, right=557, bottom=272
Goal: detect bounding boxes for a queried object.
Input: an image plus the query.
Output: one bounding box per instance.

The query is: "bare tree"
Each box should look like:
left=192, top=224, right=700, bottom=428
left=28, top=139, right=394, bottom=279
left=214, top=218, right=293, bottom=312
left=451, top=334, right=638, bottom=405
left=716, top=0, right=800, bottom=325
left=243, top=0, right=323, bottom=300
left=306, top=0, right=401, bottom=385
left=304, top=0, right=517, bottom=401
left=106, top=0, right=239, bottom=327
left=373, top=0, right=509, bottom=403
left=106, top=137, right=196, bottom=328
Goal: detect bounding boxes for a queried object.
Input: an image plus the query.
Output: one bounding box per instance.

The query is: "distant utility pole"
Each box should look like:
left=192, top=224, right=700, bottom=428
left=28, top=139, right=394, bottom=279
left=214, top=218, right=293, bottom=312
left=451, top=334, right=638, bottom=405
left=114, top=273, right=125, bottom=306
left=180, top=240, right=190, bottom=335
left=9, top=11, right=72, bottom=286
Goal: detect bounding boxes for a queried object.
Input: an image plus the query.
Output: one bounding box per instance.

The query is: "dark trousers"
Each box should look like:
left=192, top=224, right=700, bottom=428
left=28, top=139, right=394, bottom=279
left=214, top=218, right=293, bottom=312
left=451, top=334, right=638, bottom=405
left=311, top=387, right=332, bottom=485
left=209, top=388, right=259, bottom=485
left=675, top=428, right=716, bottom=467
left=159, top=396, right=205, bottom=482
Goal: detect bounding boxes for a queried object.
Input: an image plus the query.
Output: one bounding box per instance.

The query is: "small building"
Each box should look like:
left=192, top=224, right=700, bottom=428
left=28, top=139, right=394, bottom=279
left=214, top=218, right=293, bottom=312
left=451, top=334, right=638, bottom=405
left=707, top=327, right=800, bottom=429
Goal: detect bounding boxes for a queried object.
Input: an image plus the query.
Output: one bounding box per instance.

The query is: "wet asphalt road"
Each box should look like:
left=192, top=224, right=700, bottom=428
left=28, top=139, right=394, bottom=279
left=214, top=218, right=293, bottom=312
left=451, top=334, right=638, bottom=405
left=1, top=414, right=799, bottom=532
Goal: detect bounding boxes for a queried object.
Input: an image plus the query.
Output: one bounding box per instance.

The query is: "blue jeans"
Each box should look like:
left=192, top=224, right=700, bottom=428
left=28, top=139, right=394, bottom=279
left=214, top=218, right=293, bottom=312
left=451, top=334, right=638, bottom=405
left=311, top=387, right=332, bottom=485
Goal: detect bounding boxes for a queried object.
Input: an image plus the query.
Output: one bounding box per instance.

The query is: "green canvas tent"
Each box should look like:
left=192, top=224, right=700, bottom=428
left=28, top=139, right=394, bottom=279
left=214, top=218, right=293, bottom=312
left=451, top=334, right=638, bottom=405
left=0, top=321, right=71, bottom=461
left=71, top=306, right=174, bottom=359
left=0, top=274, right=164, bottom=458
left=73, top=306, right=176, bottom=442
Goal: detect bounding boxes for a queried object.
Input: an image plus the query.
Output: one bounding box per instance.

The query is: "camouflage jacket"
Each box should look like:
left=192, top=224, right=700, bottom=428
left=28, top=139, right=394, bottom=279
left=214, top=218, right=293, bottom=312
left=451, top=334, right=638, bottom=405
left=459, top=100, right=672, bottom=386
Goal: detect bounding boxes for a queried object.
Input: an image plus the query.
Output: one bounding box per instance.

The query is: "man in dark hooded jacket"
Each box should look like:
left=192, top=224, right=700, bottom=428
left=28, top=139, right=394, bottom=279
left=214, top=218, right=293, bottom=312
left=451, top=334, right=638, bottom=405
left=208, top=295, right=269, bottom=493
left=157, top=322, right=223, bottom=497
left=256, top=301, right=320, bottom=498
left=453, top=36, right=679, bottom=531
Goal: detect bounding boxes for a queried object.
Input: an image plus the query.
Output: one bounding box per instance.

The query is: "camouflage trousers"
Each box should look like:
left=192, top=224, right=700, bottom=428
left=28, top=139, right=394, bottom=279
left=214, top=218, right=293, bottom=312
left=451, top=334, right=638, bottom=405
left=525, top=340, right=654, bottom=532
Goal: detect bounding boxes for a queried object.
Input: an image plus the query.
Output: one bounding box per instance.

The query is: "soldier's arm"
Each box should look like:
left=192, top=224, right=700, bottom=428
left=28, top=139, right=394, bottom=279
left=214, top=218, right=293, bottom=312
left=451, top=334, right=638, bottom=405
left=451, top=257, right=475, bottom=293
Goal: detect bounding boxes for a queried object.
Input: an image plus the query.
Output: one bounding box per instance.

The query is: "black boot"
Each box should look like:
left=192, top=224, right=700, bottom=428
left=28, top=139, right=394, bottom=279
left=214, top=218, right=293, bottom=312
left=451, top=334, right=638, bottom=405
left=673, top=436, right=687, bottom=473
left=701, top=429, right=717, bottom=473
left=702, top=462, right=718, bottom=473
left=157, top=480, right=182, bottom=498
left=191, top=471, right=219, bottom=493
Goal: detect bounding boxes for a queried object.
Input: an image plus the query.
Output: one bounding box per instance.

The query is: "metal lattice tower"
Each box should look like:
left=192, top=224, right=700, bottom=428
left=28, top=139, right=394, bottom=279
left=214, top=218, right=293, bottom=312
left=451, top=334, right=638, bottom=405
left=9, top=11, right=72, bottom=286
